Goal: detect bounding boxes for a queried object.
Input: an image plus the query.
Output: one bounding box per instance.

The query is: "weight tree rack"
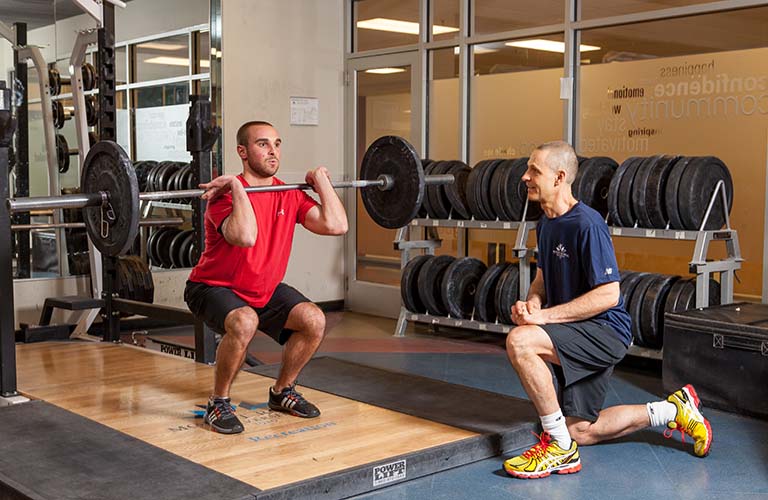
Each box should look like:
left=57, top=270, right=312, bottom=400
left=394, top=180, right=742, bottom=361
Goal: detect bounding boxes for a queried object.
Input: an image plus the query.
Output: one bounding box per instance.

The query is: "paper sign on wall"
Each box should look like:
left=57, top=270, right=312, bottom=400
left=290, top=96, right=319, bottom=126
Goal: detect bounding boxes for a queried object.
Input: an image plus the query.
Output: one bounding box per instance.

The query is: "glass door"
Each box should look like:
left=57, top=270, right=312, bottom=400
left=345, top=52, right=421, bottom=317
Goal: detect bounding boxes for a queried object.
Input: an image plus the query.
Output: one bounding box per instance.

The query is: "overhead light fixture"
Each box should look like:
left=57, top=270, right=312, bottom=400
left=357, top=18, right=458, bottom=35
left=365, top=67, right=406, bottom=74
left=139, top=42, right=187, bottom=51
left=454, top=46, right=498, bottom=55
left=505, top=39, right=600, bottom=53
left=144, top=56, right=209, bottom=68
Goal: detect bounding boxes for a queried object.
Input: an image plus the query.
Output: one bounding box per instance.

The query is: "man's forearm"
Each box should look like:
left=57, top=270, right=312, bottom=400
left=542, top=282, right=620, bottom=324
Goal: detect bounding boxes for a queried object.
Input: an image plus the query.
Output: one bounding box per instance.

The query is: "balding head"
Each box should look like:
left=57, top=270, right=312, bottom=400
left=534, top=141, right=578, bottom=184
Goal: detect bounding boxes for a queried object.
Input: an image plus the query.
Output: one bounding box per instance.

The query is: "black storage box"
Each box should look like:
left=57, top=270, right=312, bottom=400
left=663, top=302, right=768, bottom=419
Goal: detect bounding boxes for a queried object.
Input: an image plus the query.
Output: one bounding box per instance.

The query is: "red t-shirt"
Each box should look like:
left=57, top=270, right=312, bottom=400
left=188, top=175, right=318, bottom=307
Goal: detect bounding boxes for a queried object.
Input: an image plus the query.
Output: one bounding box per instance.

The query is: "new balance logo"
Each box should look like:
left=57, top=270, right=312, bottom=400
left=553, top=244, right=569, bottom=259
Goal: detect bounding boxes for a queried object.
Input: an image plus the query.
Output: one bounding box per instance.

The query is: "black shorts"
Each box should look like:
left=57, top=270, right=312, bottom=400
left=542, top=320, right=629, bottom=422
left=184, top=281, right=311, bottom=345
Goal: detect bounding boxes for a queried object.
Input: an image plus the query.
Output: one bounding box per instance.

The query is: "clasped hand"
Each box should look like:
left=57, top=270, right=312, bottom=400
left=511, top=300, right=547, bottom=325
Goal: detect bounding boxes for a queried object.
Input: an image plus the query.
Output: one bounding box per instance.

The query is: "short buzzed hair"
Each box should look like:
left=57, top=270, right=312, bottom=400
left=236, top=120, right=274, bottom=146
left=535, top=140, right=578, bottom=184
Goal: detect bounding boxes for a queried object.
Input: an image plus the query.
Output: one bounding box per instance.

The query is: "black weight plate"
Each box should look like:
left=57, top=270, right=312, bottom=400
left=676, top=279, right=697, bottom=312
left=498, top=158, right=527, bottom=221
left=156, top=161, right=183, bottom=192
left=145, top=162, right=161, bottom=192
left=629, top=273, right=658, bottom=347
left=137, top=256, right=155, bottom=303
left=664, top=278, right=691, bottom=315
left=130, top=256, right=154, bottom=304
left=156, top=228, right=181, bottom=268
left=146, top=229, right=161, bottom=267
left=417, top=255, right=455, bottom=316
left=133, top=160, right=156, bottom=192
left=417, top=159, right=432, bottom=218
left=663, top=156, right=695, bottom=230
left=478, top=159, right=504, bottom=220
left=53, top=101, right=64, bottom=129
left=474, top=262, right=510, bottom=323
left=574, top=157, right=617, bottom=218
left=678, top=156, right=733, bottom=231
left=169, top=230, right=192, bottom=268
left=360, top=135, right=424, bottom=229
left=607, top=157, right=640, bottom=227
left=85, top=95, right=98, bottom=127
left=176, top=165, right=191, bottom=191
left=630, top=155, right=663, bottom=229
left=177, top=231, right=195, bottom=269
left=127, top=256, right=145, bottom=303
left=426, top=161, right=452, bottom=219
left=82, top=63, right=97, bottom=91
left=640, top=155, right=680, bottom=229
left=619, top=271, right=648, bottom=313
left=444, top=162, right=471, bottom=219
left=466, top=160, right=489, bottom=220
left=639, top=274, right=679, bottom=349
left=49, top=68, right=61, bottom=96
left=189, top=239, right=199, bottom=267
left=513, top=158, right=542, bottom=221
left=617, top=156, right=646, bottom=227
left=124, top=256, right=145, bottom=303
left=55, top=134, right=70, bottom=173
left=494, top=264, right=520, bottom=325
left=441, top=257, right=487, bottom=319
left=474, top=159, right=496, bottom=220
left=81, top=141, right=139, bottom=256
left=183, top=166, right=196, bottom=190
left=489, top=159, right=512, bottom=221
left=420, top=161, right=438, bottom=218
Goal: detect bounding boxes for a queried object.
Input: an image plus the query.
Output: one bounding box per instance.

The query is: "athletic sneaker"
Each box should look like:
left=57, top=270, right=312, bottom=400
left=268, top=382, right=320, bottom=418
left=204, top=397, right=244, bottom=434
left=503, top=432, right=581, bottom=479
left=665, top=384, right=713, bottom=457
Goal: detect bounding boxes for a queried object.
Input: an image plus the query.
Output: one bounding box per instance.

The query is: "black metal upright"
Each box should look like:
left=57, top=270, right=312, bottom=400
left=187, top=95, right=219, bottom=364
left=98, top=3, right=121, bottom=341
left=13, top=22, right=29, bottom=279
left=0, top=81, right=19, bottom=396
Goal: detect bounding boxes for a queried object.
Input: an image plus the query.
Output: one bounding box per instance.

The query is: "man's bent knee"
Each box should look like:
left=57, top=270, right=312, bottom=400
left=224, top=307, right=259, bottom=342
left=506, top=325, right=540, bottom=357
left=290, top=303, right=326, bottom=339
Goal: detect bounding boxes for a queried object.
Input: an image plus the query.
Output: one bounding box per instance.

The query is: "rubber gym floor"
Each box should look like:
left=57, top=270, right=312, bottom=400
left=140, top=310, right=768, bottom=500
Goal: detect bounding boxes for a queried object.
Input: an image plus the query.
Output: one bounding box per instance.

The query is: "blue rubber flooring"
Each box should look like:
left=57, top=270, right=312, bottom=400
left=318, top=352, right=768, bottom=500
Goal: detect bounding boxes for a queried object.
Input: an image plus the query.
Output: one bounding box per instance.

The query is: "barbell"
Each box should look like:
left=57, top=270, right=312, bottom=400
left=7, top=135, right=453, bottom=257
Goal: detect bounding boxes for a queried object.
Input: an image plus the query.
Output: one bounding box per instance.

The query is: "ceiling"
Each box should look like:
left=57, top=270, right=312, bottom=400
left=0, top=0, right=131, bottom=30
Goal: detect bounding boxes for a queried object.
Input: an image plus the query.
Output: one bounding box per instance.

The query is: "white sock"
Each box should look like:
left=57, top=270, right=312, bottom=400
left=540, top=410, right=572, bottom=449
left=646, top=401, right=677, bottom=427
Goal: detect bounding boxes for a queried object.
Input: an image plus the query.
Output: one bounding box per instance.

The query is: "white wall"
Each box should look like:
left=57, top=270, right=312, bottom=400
left=221, top=0, right=346, bottom=302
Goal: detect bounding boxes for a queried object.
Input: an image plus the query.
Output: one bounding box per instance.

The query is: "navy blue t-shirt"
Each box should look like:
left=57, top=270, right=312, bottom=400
left=536, top=202, right=632, bottom=346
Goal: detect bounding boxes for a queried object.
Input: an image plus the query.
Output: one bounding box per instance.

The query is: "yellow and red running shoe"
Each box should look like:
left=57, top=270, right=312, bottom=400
left=503, top=432, right=581, bottom=479
left=665, top=384, right=713, bottom=457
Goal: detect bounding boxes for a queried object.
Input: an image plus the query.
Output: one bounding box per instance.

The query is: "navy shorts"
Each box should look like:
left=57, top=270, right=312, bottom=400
left=184, top=281, right=311, bottom=345
left=542, top=320, right=629, bottom=422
